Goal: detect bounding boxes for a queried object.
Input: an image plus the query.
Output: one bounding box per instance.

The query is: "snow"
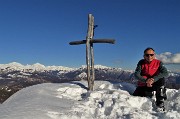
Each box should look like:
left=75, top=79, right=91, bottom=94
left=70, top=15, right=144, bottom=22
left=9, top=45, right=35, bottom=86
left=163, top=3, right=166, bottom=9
left=0, top=81, right=180, bottom=119
left=0, top=62, right=74, bottom=72
left=0, top=62, right=124, bottom=72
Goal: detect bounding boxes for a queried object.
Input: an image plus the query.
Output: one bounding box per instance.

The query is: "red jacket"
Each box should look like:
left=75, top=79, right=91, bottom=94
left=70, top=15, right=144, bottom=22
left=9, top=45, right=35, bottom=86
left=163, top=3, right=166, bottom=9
left=134, top=59, right=168, bottom=86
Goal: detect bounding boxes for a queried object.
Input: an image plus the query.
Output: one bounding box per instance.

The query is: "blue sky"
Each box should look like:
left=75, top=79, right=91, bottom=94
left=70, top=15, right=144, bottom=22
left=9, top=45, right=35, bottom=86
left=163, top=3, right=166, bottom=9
left=0, top=0, right=180, bottom=71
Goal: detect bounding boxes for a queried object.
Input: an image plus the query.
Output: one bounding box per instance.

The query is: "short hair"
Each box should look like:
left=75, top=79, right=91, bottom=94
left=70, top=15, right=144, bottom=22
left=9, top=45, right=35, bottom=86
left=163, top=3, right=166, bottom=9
left=144, top=47, right=155, bottom=54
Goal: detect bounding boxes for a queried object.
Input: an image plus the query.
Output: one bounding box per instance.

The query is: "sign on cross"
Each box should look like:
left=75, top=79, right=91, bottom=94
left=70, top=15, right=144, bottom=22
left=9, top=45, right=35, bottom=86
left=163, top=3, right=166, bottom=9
left=69, top=14, right=115, bottom=91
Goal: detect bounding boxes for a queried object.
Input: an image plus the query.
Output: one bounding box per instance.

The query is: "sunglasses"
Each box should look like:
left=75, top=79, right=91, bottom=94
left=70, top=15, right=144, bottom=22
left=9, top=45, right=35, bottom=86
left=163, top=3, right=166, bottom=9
left=145, top=54, right=154, bottom=57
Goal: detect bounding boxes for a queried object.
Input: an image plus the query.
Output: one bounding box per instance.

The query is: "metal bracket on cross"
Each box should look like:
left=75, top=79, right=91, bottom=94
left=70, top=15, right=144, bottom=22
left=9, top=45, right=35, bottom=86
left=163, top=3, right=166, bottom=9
left=69, top=14, right=115, bottom=91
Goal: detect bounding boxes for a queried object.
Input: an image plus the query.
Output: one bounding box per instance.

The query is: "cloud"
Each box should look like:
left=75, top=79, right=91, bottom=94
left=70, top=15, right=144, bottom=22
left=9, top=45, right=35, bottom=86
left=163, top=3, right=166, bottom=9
left=156, top=52, right=180, bottom=64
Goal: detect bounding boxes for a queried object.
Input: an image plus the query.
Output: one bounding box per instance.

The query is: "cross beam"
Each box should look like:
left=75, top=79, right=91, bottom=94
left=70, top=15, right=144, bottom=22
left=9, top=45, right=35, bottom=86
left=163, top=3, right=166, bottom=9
left=69, top=39, right=115, bottom=45
left=69, top=14, right=115, bottom=91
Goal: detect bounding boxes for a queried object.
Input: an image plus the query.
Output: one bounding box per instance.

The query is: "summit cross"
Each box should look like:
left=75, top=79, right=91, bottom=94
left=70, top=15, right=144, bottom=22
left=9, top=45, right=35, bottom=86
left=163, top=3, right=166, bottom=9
left=69, top=14, right=115, bottom=91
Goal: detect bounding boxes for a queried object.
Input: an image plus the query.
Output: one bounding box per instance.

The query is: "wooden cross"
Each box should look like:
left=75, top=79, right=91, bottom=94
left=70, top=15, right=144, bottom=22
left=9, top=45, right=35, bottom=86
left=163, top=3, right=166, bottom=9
left=69, top=14, right=115, bottom=91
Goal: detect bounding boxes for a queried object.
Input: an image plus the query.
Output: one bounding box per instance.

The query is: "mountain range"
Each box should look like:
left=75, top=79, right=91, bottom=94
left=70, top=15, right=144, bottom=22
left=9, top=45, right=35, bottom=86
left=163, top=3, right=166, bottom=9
left=0, top=62, right=180, bottom=103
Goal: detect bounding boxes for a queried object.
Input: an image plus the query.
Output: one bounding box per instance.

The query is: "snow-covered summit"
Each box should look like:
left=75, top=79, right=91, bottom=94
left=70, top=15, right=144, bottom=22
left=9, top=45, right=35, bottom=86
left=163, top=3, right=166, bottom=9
left=0, top=81, right=179, bottom=119
left=0, top=62, right=24, bottom=70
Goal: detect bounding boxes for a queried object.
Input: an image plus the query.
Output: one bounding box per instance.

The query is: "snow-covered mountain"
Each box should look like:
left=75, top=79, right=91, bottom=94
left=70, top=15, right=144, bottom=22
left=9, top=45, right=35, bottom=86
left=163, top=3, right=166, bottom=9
left=0, top=62, right=74, bottom=72
left=0, top=81, right=180, bottom=119
left=0, top=62, right=179, bottom=104
left=0, top=62, right=132, bottom=83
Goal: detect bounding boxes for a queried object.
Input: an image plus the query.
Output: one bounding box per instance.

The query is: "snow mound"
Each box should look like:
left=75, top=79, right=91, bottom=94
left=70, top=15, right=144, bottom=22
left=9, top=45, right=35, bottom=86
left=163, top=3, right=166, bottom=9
left=0, top=81, right=180, bottom=119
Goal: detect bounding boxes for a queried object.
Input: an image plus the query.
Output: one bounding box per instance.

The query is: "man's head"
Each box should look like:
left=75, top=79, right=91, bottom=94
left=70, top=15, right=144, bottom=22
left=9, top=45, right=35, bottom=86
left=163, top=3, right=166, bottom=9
left=143, top=47, right=155, bottom=62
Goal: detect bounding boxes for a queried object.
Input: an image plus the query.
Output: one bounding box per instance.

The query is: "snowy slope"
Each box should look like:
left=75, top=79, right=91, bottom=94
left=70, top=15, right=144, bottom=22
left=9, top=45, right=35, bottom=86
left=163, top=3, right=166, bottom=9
left=0, top=81, right=180, bottom=119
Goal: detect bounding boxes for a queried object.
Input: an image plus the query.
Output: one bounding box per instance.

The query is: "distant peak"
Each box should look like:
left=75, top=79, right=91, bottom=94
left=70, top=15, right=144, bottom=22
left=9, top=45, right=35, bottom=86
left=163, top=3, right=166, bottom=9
left=0, top=62, right=74, bottom=71
left=80, top=64, right=121, bottom=70
left=32, top=63, right=46, bottom=68
left=8, top=62, right=23, bottom=67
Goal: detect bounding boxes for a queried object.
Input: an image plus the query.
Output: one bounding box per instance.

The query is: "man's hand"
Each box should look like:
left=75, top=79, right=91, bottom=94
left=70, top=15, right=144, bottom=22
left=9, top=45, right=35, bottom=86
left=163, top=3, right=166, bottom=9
left=146, top=78, right=154, bottom=87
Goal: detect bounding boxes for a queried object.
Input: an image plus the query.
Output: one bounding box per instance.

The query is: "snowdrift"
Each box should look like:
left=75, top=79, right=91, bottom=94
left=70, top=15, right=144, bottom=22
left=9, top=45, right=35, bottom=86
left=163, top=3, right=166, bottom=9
left=0, top=81, right=180, bottom=119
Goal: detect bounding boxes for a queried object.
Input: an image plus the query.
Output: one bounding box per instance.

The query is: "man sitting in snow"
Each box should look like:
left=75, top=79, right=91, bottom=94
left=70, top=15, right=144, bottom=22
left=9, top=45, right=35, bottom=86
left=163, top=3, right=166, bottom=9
left=133, top=47, right=168, bottom=111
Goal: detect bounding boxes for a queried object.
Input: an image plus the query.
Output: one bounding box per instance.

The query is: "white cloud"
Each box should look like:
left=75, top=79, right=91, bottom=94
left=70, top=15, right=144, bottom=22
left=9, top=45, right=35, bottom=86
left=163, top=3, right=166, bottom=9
left=156, top=52, right=180, bottom=64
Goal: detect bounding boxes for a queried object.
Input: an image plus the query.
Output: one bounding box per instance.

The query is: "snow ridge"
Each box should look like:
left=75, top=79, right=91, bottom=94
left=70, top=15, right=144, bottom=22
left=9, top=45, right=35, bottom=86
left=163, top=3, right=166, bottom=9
left=0, top=62, right=74, bottom=72
left=0, top=62, right=123, bottom=72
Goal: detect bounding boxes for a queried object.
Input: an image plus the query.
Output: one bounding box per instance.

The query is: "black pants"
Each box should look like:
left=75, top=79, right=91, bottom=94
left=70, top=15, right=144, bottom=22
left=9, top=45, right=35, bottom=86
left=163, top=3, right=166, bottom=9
left=133, top=78, right=167, bottom=107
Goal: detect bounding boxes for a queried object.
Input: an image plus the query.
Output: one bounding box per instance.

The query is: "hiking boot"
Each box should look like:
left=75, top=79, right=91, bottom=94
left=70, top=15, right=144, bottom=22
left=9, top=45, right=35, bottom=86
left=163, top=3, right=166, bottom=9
left=156, top=101, right=165, bottom=112
left=156, top=106, right=165, bottom=112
